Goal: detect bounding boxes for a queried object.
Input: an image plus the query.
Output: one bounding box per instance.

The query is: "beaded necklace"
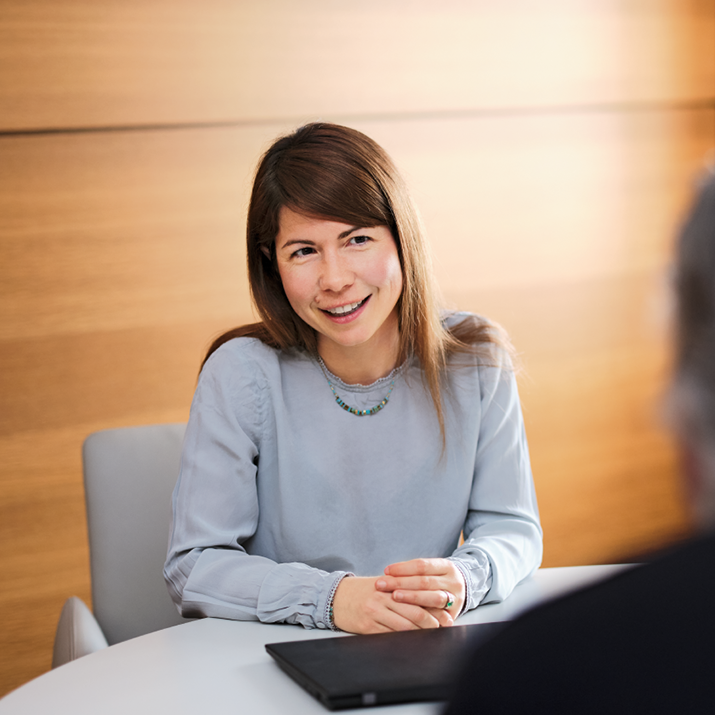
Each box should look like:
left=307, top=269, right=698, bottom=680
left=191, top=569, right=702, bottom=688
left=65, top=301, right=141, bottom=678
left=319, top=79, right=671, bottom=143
left=317, top=356, right=396, bottom=417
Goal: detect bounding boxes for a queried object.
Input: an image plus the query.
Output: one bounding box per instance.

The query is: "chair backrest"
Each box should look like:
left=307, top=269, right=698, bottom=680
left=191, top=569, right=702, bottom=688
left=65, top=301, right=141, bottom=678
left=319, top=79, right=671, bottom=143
left=83, top=423, right=188, bottom=645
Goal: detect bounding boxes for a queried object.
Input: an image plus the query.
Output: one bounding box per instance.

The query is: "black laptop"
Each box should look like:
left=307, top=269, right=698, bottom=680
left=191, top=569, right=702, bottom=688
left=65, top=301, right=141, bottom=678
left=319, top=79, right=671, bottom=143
left=265, top=621, right=506, bottom=711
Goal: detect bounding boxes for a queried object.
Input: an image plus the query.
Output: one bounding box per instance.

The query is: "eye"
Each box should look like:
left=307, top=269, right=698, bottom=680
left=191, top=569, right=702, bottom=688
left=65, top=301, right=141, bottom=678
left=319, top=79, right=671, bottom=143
left=349, top=235, right=371, bottom=246
left=292, top=246, right=315, bottom=258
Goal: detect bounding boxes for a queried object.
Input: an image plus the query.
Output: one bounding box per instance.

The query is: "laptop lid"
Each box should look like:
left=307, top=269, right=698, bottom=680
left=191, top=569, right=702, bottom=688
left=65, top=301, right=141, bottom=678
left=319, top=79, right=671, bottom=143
left=265, top=621, right=506, bottom=711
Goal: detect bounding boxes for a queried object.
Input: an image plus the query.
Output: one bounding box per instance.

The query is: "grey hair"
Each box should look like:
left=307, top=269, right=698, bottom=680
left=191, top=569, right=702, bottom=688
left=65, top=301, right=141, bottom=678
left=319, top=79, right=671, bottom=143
left=670, top=168, right=715, bottom=528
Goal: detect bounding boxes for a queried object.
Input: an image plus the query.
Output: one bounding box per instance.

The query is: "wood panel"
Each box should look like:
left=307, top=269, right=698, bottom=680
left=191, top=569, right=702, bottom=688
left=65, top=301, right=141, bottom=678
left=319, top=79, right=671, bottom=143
left=0, top=127, right=265, bottom=342
left=361, top=109, right=715, bottom=290
left=0, top=0, right=713, bottom=132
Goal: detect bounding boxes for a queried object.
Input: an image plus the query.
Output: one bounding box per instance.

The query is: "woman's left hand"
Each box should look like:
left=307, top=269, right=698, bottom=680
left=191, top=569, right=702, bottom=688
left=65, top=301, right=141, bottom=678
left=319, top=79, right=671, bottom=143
left=375, top=558, right=466, bottom=619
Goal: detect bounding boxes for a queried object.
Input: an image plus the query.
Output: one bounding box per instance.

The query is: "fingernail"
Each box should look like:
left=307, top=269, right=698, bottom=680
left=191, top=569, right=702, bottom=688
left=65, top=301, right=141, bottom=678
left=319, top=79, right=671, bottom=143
left=376, top=579, right=387, bottom=589
left=394, top=591, right=403, bottom=601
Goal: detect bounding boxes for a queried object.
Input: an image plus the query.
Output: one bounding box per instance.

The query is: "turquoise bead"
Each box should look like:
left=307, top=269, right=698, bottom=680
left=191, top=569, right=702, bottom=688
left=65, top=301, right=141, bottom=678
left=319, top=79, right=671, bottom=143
left=318, top=357, right=396, bottom=418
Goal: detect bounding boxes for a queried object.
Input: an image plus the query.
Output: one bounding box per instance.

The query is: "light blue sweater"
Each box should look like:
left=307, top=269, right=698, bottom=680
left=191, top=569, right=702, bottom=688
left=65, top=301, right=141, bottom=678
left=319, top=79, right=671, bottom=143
left=164, top=317, right=542, bottom=629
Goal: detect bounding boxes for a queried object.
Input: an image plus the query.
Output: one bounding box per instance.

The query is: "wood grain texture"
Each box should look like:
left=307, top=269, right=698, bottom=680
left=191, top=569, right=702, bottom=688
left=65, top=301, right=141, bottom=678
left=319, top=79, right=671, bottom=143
left=358, top=109, right=715, bottom=290
left=0, top=127, right=264, bottom=342
left=0, top=0, right=713, bottom=132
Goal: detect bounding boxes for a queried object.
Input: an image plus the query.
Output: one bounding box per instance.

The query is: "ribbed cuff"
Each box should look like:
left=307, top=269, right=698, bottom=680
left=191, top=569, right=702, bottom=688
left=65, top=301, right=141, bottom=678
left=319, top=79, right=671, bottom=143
left=323, top=572, right=354, bottom=631
left=451, top=560, right=471, bottom=616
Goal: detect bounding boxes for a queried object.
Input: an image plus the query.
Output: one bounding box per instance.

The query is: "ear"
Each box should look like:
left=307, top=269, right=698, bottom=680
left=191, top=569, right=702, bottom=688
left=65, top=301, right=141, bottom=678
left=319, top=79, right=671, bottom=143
left=261, top=245, right=271, bottom=259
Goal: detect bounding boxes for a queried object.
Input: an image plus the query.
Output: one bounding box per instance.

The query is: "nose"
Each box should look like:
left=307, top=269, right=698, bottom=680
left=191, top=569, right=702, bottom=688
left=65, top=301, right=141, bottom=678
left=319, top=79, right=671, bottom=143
left=319, top=252, right=354, bottom=293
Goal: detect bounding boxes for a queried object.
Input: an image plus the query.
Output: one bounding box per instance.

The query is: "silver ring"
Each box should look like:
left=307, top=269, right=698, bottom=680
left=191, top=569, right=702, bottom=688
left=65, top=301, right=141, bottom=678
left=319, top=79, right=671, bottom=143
left=443, top=591, right=455, bottom=610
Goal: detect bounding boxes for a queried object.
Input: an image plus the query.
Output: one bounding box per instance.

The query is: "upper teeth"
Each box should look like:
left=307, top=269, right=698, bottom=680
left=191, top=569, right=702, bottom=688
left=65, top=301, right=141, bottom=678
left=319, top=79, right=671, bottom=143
left=326, top=300, right=362, bottom=315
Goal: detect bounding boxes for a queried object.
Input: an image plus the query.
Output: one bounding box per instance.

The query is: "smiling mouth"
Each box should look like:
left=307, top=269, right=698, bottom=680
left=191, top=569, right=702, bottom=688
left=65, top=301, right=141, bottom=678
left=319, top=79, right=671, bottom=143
left=322, top=297, right=369, bottom=317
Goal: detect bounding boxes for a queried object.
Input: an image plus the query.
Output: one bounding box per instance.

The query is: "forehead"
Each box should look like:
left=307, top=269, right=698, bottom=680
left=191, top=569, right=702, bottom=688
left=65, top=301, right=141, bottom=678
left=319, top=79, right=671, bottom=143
left=276, top=207, right=357, bottom=244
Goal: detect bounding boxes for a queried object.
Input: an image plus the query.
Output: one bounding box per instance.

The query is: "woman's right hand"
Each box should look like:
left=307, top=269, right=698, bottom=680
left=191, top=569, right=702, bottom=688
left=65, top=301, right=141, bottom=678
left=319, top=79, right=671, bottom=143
left=331, top=576, right=454, bottom=634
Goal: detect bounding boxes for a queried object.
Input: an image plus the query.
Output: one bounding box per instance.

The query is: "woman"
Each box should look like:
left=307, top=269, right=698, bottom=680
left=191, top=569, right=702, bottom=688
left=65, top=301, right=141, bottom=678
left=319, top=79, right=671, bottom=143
left=164, top=122, right=542, bottom=634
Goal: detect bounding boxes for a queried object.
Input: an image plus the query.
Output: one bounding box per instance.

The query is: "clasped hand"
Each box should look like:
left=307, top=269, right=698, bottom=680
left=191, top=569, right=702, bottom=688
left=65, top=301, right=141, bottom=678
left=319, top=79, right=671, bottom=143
left=332, top=558, right=465, bottom=634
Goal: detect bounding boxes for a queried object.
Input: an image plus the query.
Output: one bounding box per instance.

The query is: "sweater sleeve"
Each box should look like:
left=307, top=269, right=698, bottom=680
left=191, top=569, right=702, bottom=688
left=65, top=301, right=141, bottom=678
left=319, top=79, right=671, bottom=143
left=163, top=343, right=349, bottom=629
left=449, top=364, right=543, bottom=609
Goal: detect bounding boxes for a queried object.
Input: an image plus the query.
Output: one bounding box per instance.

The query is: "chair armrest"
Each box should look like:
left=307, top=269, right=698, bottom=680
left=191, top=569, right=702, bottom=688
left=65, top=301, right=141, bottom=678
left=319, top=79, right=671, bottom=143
left=52, top=596, right=109, bottom=668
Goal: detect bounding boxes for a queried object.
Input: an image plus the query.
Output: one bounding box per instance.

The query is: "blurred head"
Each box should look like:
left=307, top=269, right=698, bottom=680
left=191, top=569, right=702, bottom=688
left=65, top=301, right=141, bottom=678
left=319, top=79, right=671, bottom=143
left=245, top=122, right=441, bottom=357
left=671, top=170, right=715, bottom=530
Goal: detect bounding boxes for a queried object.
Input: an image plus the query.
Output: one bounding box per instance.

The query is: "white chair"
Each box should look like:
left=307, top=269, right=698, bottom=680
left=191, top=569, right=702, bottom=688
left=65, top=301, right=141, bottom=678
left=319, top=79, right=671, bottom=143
left=52, top=423, right=189, bottom=668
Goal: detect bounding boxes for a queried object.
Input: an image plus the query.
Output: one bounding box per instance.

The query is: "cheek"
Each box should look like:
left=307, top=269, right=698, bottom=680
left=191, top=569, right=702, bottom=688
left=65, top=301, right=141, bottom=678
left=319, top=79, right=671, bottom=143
left=277, top=265, right=312, bottom=314
left=374, top=252, right=403, bottom=299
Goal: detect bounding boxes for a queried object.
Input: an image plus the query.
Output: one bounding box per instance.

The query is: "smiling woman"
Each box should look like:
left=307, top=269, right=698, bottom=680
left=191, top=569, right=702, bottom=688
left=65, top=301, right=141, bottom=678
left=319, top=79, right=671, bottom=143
left=275, top=211, right=403, bottom=385
left=163, top=123, right=543, bottom=634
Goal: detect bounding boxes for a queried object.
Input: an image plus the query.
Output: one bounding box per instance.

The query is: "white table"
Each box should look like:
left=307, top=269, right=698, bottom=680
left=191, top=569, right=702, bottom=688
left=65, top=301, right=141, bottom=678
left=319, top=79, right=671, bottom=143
left=0, top=565, right=629, bottom=714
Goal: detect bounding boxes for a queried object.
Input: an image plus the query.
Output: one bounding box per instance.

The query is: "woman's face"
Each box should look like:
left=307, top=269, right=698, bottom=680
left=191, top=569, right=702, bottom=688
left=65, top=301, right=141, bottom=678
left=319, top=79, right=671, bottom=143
left=275, top=206, right=403, bottom=360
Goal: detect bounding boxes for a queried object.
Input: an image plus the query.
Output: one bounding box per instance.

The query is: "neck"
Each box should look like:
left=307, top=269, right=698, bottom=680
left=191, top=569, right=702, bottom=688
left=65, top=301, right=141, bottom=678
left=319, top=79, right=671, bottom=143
left=318, top=323, right=401, bottom=385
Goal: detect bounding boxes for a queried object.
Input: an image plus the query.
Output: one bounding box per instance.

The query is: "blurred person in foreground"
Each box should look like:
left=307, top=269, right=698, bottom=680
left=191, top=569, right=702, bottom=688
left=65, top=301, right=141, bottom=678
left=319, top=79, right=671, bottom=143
left=445, top=169, right=715, bottom=715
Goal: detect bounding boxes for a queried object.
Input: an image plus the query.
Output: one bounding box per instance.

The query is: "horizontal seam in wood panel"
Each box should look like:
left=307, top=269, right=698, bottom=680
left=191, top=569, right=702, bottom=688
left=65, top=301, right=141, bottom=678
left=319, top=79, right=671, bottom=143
left=1, top=98, right=714, bottom=139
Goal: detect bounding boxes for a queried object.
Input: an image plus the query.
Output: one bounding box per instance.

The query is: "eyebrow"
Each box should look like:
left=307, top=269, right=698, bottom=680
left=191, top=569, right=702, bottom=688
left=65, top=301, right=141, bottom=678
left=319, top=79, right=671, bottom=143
left=278, top=226, right=362, bottom=250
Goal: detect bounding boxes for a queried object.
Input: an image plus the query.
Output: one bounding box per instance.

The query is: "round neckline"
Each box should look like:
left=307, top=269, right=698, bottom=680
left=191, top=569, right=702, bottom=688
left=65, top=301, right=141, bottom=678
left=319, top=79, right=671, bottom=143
left=316, top=355, right=409, bottom=392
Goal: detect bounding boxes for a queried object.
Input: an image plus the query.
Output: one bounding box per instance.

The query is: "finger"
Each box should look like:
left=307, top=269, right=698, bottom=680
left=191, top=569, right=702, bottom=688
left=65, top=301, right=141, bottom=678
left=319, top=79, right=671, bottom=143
left=371, top=609, right=420, bottom=632
left=384, top=558, right=451, bottom=577
left=383, top=601, right=442, bottom=631
left=360, top=621, right=394, bottom=634
left=359, top=591, right=438, bottom=632
left=385, top=600, right=453, bottom=630
left=376, top=575, right=445, bottom=592
left=426, top=608, right=454, bottom=628
left=360, top=621, right=406, bottom=634
left=374, top=577, right=396, bottom=591
left=391, top=588, right=453, bottom=609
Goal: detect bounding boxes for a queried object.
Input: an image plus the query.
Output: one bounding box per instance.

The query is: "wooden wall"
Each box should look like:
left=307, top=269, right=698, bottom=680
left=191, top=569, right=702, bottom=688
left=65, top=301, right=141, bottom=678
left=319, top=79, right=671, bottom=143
left=1, top=0, right=714, bottom=697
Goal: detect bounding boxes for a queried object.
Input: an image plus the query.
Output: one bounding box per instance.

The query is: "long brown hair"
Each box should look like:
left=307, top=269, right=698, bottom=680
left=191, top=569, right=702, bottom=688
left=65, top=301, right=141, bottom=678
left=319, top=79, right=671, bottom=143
left=205, top=122, right=510, bottom=437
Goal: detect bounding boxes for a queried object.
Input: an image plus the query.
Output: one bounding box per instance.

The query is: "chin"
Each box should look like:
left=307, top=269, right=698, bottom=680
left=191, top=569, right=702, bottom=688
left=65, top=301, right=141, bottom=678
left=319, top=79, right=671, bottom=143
left=319, top=327, right=372, bottom=347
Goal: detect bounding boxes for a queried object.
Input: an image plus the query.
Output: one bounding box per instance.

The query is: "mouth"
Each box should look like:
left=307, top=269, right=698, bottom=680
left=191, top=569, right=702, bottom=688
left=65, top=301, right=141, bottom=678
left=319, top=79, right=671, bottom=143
left=321, top=296, right=369, bottom=317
